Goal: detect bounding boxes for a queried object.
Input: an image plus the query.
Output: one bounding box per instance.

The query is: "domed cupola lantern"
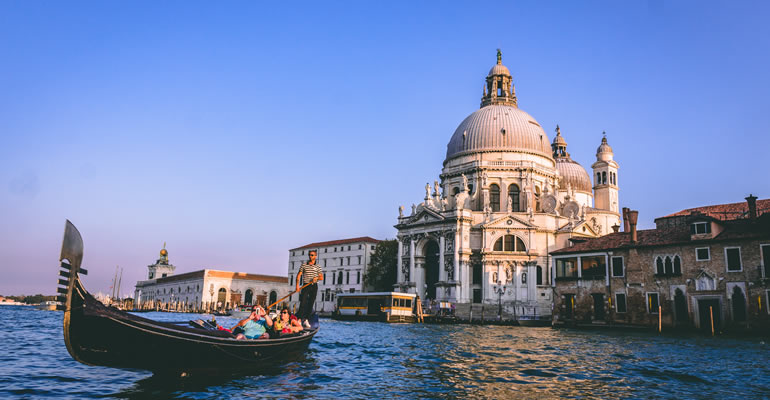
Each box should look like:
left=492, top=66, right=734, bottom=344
left=551, top=125, right=569, bottom=158
left=550, top=125, right=592, bottom=194
left=481, top=49, right=518, bottom=108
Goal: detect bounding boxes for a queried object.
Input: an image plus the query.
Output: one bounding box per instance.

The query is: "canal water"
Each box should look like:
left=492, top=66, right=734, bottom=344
left=1, top=305, right=768, bottom=399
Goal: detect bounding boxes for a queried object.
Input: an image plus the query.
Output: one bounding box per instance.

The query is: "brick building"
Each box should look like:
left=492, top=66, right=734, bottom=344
left=550, top=195, right=770, bottom=333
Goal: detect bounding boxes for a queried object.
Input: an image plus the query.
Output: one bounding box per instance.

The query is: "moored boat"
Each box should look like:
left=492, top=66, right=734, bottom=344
left=57, top=220, right=319, bottom=373
left=36, top=300, right=60, bottom=311
left=332, top=292, right=417, bottom=323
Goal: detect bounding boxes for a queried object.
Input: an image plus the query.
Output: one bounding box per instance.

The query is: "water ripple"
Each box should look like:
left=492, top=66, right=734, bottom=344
left=0, top=307, right=769, bottom=399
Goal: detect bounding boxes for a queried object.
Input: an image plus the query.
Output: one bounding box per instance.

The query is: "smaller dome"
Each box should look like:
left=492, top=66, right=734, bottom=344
left=597, top=134, right=613, bottom=155
left=556, top=158, right=593, bottom=193
left=488, top=63, right=511, bottom=77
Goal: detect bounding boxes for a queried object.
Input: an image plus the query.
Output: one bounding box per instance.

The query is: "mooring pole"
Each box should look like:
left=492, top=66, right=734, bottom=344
left=709, top=306, right=714, bottom=336
left=658, top=305, right=662, bottom=333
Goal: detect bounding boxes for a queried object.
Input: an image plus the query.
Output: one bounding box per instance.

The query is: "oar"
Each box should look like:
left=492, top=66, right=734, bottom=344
left=266, top=280, right=316, bottom=311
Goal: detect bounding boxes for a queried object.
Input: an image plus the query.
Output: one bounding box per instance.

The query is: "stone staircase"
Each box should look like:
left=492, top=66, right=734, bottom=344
left=454, top=303, right=516, bottom=322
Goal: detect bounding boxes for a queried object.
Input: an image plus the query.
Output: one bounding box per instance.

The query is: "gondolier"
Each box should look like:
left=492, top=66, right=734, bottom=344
left=55, top=220, right=319, bottom=374
left=296, top=249, right=323, bottom=328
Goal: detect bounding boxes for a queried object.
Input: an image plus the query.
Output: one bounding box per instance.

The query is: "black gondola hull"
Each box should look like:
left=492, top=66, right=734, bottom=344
left=58, top=221, right=318, bottom=373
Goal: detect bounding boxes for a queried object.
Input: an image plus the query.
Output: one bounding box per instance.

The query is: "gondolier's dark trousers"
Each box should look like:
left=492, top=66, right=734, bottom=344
left=297, top=283, right=317, bottom=321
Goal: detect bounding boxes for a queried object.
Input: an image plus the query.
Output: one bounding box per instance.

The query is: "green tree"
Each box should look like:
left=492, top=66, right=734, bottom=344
left=365, top=239, right=398, bottom=292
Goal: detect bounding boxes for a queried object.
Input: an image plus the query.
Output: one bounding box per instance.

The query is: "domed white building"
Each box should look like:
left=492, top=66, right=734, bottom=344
left=394, top=51, right=621, bottom=318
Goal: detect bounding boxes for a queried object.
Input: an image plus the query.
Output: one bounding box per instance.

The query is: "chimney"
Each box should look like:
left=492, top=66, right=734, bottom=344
left=627, top=210, right=639, bottom=243
left=612, top=224, right=620, bottom=233
left=622, top=207, right=630, bottom=232
left=746, top=194, right=757, bottom=220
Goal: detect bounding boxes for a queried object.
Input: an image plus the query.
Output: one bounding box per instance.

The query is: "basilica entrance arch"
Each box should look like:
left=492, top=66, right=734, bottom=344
left=424, top=240, right=440, bottom=300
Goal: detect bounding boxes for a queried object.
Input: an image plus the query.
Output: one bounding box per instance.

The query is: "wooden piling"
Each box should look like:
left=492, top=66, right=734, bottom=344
left=709, top=306, right=714, bottom=336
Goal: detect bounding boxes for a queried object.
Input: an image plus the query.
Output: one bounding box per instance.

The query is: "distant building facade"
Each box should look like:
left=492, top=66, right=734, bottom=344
left=550, top=196, right=770, bottom=333
left=134, top=247, right=289, bottom=311
left=394, top=51, right=620, bottom=318
left=288, top=237, right=380, bottom=313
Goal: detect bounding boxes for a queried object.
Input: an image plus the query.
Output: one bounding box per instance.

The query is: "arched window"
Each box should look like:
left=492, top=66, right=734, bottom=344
left=664, top=257, right=673, bottom=275
left=602, top=171, right=607, bottom=184
left=673, top=256, right=681, bottom=275
left=452, top=187, right=460, bottom=195
left=656, top=257, right=664, bottom=275
left=536, top=265, right=543, bottom=285
left=597, top=173, right=601, bottom=185
left=534, top=186, right=541, bottom=212
left=493, top=235, right=526, bottom=252
left=245, top=289, right=254, bottom=305
left=489, top=184, right=500, bottom=212
left=269, top=291, right=277, bottom=306
left=508, top=184, right=520, bottom=212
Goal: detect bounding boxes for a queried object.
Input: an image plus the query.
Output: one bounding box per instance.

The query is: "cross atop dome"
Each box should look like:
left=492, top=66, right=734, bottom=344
left=596, top=131, right=614, bottom=157
left=481, top=50, right=517, bottom=108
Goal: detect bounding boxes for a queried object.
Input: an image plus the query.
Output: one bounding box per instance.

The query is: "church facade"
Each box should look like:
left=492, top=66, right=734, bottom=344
left=394, top=51, right=621, bottom=318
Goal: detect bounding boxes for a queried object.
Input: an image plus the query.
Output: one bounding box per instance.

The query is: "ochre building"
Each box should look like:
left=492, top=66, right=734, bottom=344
left=550, top=196, right=770, bottom=333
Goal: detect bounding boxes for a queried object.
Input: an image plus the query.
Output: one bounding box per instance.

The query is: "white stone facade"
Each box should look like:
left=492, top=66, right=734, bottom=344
left=394, top=51, right=621, bottom=318
left=288, top=237, right=379, bottom=313
left=134, top=248, right=289, bottom=311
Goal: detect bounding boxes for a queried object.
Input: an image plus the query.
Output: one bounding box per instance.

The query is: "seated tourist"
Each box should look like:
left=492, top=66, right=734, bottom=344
left=273, top=307, right=303, bottom=335
left=233, top=305, right=273, bottom=340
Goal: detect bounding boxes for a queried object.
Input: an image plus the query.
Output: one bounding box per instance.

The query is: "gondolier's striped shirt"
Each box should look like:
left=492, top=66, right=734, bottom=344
left=299, top=263, right=322, bottom=284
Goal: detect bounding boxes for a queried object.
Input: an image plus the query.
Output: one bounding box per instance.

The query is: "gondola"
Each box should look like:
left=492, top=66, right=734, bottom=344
left=56, top=220, right=319, bottom=373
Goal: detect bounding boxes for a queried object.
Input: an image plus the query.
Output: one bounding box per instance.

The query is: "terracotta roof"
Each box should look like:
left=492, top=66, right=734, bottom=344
left=292, top=236, right=380, bottom=250
left=205, top=270, right=288, bottom=284
left=150, top=270, right=205, bottom=284
left=551, top=214, right=770, bottom=255
left=141, top=269, right=287, bottom=285
left=658, top=198, right=770, bottom=221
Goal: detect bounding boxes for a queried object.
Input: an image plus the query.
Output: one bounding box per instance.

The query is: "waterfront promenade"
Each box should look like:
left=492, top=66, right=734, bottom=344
left=2, top=305, right=768, bottom=399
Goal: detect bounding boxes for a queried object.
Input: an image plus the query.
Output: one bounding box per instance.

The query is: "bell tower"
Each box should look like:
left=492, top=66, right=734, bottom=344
left=591, top=133, right=619, bottom=212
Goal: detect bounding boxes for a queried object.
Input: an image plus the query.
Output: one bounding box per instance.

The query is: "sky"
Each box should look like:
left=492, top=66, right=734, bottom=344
left=1, top=1, right=768, bottom=296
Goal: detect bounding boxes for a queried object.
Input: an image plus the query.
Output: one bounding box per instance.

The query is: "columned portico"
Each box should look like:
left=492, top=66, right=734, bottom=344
left=393, top=50, right=621, bottom=321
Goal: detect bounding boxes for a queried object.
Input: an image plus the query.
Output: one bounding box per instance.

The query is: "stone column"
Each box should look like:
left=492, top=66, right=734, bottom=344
left=453, top=231, right=460, bottom=285
left=415, top=257, right=425, bottom=298
left=409, top=238, right=415, bottom=286
left=439, top=235, right=446, bottom=282
left=396, top=237, right=403, bottom=286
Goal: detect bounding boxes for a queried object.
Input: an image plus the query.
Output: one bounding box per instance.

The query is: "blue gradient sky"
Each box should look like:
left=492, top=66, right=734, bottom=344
left=1, top=1, right=768, bottom=295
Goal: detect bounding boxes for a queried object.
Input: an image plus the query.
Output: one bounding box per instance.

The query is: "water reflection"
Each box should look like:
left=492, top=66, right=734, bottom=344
left=1, top=307, right=768, bottom=399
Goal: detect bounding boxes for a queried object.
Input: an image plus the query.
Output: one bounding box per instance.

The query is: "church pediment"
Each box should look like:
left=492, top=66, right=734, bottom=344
left=482, top=215, right=535, bottom=229
left=407, top=208, right=445, bottom=225
left=557, top=220, right=599, bottom=236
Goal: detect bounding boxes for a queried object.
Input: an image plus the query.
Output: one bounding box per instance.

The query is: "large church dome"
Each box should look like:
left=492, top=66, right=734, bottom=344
left=445, top=105, right=553, bottom=161
left=445, top=51, right=552, bottom=162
